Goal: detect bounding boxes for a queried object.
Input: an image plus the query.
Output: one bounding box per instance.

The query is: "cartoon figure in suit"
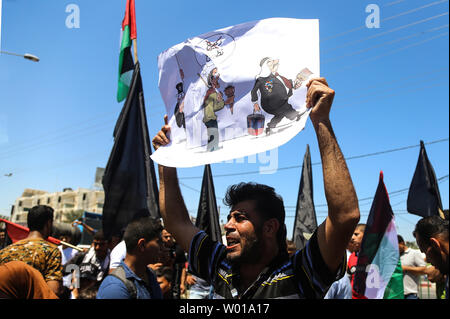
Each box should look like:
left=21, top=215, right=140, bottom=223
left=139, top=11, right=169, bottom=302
left=251, top=57, right=303, bottom=134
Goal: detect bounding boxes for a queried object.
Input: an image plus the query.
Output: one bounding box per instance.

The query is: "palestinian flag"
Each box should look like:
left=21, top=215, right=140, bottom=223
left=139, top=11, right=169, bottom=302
left=353, top=172, right=403, bottom=299
left=117, top=0, right=137, bottom=102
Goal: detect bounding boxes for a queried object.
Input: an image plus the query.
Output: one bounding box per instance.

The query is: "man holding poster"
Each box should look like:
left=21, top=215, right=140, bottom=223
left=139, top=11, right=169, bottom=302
left=153, top=77, right=360, bottom=299
left=152, top=18, right=321, bottom=168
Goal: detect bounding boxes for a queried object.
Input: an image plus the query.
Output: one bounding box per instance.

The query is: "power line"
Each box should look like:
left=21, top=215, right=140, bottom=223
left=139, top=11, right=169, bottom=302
left=327, top=31, right=449, bottom=75
left=179, top=181, right=224, bottom=201
left=284, top=174, right=448, bottom=210
left=0, top=107, right=163, bottom=160
left=0, top=112, right=117, bottom=154
left=3, top=148, right=110, bottom=177
left=324, top=11, right=448, bottom=54
left=340, top=66, right=448, bottom=97
left=323, top=23, right=449, bottom=64
left=384, top=0, right=408, bottom=8
left=0, top=120, right=114, bottom=160
left=322, top=0, right=449, bottom=42
left=338, top=82, right=449, bottom=110
left=179, top=138, right=448, bottom=179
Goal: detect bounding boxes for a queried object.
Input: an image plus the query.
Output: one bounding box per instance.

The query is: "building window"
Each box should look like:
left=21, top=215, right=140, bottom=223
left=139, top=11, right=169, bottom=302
left=18, top=201, right=22, bottom=207
left=58, top=196, right=61, bottom=203
left=47, top=198, right=50, bottom=204
left=82, top=193, right=87, bottom=201
left=37, top=199, right=41, bottom=205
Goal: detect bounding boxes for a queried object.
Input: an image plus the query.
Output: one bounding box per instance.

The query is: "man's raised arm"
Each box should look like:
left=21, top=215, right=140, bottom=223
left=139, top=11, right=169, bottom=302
left=307, top=78, right=360, bottom=273
left=152, top=116, right=200, bottom=254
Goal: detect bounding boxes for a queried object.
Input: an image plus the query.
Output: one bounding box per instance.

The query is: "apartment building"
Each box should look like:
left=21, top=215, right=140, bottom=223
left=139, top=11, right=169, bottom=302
left=11, top=187, right=104, bottom=225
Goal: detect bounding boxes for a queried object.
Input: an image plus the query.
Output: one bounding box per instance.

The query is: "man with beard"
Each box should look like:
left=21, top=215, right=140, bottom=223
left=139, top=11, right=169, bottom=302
left=153, top=77, right=360, bottom=299
left=413, top=216, right=449, bottom=299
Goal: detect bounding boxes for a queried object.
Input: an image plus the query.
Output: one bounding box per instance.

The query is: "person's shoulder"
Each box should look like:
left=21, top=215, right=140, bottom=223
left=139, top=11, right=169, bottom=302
left=100, top=274, right=126, bottom=286
left=411, top=248, right=426, bottom=260
left=111, top=240, right=126, bottom=255
left=30, top=238, right=59, bottom=251
left=96, top=274, right=131, bottom=299
left=5, top=239, right=58, bottom=252
left=408, top=248, right=422, bottom=256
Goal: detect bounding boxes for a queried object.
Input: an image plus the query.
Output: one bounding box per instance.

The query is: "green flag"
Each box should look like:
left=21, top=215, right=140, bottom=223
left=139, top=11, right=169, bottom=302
left=383, top=259, right=404, bottom=299
left=117, top=0, right=136, bottom=102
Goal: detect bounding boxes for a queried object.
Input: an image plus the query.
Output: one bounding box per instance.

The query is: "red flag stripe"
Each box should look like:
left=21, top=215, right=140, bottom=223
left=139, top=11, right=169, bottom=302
left=0, top=218, right=60, bottom=245
left=122, top=0, right=137, bottom=40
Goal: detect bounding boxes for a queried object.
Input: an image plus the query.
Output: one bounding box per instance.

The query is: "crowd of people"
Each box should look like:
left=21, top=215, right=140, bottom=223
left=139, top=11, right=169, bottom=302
left=0, top=77, right=448, bottom=300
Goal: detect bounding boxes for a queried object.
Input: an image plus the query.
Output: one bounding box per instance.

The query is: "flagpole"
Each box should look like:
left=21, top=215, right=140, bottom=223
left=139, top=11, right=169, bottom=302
left=59, top=240, right=84, bottom=252
left=133, top=39, right=138, bottom=63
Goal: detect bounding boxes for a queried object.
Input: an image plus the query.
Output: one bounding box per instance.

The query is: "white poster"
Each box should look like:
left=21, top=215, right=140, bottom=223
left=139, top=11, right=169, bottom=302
left=151, top=18, right=320, bottom=167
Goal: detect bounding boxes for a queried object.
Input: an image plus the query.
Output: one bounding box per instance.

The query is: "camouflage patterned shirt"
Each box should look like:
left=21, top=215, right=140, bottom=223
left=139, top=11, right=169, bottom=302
left=0, top=238, right=63, bottom=282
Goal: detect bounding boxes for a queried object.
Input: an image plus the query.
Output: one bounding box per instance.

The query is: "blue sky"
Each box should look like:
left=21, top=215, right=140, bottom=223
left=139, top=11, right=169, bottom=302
left=0, top=0, right=448, bottom=242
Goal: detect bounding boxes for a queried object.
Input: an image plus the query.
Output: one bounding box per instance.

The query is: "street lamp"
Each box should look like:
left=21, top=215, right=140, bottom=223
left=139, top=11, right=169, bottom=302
left=0, top=50, right=39, bottom=62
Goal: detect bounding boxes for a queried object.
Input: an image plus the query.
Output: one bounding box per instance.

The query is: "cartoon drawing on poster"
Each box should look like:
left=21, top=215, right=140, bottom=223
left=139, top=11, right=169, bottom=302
left=251, top=58, right=312, bottom=135
left=152, top=18, right=320, bottom=168
left=174, top=82, right=186, bottom=129
left=198, top=67, right=235, bottom=152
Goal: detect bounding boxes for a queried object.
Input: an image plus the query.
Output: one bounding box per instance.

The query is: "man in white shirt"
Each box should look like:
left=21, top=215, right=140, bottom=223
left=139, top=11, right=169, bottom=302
left=398, top=235, right=436, bottom=299
left=109, top=240, right=127, bottom=272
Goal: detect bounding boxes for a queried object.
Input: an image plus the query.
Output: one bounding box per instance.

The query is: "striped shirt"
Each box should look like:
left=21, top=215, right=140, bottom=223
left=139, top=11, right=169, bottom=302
left=188, top=230, right=346, bottom=299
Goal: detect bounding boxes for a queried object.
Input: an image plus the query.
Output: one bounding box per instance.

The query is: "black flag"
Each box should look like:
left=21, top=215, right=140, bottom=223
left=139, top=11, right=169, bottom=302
left=195, top=164, right=222, bottom=243
left=407, top=140, right=444, bottom=218
left=292, top=144, right=317, bottom=250
left=102, top=62, right=160, bottom=239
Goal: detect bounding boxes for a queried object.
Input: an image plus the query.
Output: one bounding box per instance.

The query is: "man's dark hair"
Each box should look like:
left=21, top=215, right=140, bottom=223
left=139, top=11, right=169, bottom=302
left=413, top=216, right=449, bottom=242
left=397, top=235, right=405, bottom=244
left=123, top=217, right=163, bottom=252
left=156, top=266, right=173, bottom=283
left=93, top=229, right=107, bottom=242
left=224, top=182, right=287, bottom=254
left=27, top=205, right=54, bottom=231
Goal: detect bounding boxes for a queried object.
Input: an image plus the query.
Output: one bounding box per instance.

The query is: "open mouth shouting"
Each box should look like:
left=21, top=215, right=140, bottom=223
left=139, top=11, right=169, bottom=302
left=226, top=237, right=240, bottom=251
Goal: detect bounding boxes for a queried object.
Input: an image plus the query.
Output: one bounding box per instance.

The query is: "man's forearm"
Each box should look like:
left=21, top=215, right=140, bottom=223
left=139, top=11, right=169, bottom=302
left=313, top=117, right=360, bottom=272
left=402, top=265, right=427, bottom=276
left=313, top=119, right=359, bottom=222
left=158, top=165, right=199, bottom=253
left=158, top=165, right=190, bottom=228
